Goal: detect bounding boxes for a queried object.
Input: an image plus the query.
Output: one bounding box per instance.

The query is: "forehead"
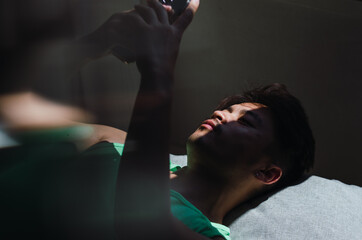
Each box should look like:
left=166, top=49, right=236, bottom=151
left=227, top=102, right=267, bottom=111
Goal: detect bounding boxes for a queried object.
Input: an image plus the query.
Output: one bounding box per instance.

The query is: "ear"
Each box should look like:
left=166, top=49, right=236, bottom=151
left=254, top=165, right=282, bottom=185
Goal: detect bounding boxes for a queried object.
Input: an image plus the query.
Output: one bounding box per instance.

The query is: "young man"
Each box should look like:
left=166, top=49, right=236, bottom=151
left=104, top=1, right=315, bottom=240
left=0, top=0, right=314, bottom=239
left=63, top=0, right=314, bottom=239
left=110, top=83, right=315, bottom=240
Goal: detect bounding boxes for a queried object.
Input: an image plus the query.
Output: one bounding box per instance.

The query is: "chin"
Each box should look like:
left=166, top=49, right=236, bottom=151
left=186, top=128, right=204, bottom=145
left=187, top=132, right=220, bottom=161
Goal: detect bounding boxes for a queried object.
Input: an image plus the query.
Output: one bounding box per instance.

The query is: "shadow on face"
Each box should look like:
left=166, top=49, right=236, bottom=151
left=187, top=103, right=279, bottom=179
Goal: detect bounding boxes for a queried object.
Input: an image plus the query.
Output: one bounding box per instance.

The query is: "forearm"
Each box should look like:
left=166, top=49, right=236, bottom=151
left=114, top=70, right=174, bottom=240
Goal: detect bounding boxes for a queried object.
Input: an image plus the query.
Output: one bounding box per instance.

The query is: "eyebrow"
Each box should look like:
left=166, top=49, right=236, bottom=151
left=227, top=105, right=264, bottom=126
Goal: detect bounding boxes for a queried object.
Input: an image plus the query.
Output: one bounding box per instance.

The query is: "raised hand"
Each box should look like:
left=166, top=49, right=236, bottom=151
left=81, top=0, right=199, bottom=70
left=132, top=0, right=199, bottom=73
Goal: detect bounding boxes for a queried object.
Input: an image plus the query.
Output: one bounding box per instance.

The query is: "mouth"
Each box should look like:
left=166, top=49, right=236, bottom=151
left=200, top=119, right=216, bottom=130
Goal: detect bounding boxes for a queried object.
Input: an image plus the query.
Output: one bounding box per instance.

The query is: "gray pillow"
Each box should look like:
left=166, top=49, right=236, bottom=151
left=170, top=154, right=362, bottom=240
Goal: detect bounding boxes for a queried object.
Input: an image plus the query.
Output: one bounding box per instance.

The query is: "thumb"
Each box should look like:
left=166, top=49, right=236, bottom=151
left=173, top=0, right=200, bottom=34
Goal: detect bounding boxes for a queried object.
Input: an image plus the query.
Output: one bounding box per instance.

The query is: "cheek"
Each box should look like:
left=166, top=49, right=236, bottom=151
left=219, top=124, right=261, bottom=146
left=212, top=125, right=263, bottom=158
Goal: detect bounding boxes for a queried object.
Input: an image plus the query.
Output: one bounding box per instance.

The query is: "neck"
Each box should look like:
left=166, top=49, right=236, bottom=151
left=170, top=166, right=257, bottom=224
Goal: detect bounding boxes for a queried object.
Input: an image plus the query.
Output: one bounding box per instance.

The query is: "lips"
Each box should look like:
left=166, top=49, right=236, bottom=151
left=200, top=119, right=217, bottom=130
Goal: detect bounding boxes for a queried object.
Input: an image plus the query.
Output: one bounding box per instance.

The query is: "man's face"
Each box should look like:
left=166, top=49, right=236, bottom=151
left=187, top=102, right=277, bottom=173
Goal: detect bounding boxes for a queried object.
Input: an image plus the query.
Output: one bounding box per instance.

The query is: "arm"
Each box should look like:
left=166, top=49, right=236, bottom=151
left=113, top=0, right=206, bottom=239
left=76, top=124, right=127, bottom=151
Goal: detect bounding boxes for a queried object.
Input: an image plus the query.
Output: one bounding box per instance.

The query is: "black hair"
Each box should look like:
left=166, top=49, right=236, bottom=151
left=215, top=83, right=315, bottom=186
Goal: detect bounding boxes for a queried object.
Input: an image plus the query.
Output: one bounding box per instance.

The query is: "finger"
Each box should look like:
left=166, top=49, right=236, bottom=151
left=162, top=5, right=173, bottom=13
left=134, top=4, right=158, bottom=24
left=186, top=0, right=200, bottom=15
left=167, top=8, right=175, bottom=23
left=160, top=5, right=175, bottom=21
left=146, top=0, right=169, bottom=24
left=173, top=0, right=200, bottom=33
left=162, top=3, right=175, bottom=22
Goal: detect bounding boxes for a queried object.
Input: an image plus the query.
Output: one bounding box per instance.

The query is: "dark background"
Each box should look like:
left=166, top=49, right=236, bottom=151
left=2, top=0, right=362, bottom=186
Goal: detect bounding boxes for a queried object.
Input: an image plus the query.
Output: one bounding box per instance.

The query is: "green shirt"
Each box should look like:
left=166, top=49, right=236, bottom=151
left=112, top=142, right=231, bottom=240
left=170, top=189, right=231, bottom=240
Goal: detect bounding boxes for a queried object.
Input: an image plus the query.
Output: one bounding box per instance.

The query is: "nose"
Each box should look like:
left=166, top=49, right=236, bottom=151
left=212, top=110, right=229, bottom=123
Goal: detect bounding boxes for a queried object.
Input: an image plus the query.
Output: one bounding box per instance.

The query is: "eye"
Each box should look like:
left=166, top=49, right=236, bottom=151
left=238, top=118, right=254, bottom=128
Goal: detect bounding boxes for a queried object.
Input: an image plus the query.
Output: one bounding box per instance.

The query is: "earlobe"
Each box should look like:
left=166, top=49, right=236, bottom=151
left=254, top=166, right=282, bottom=185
